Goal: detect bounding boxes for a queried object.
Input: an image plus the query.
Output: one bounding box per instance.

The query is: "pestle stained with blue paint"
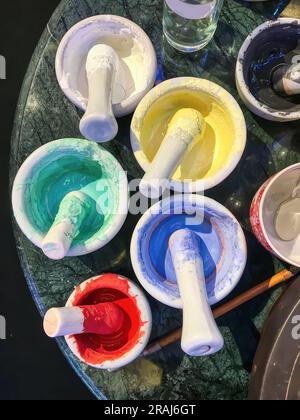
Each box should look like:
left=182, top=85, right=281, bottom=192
left=273, top=63, right=300, bottom=97
left=42, top=180, right=103, bottom=260
left=247, top=25, right=300, bottom=110
left=169, top=229, right=224, bottom=357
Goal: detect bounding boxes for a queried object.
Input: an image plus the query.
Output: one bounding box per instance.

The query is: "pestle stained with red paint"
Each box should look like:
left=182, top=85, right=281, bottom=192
left=81, top=302, right=125, bottom=335
left=68, top=274, right=147, bottom=366
left=43, top=302, right=125, bottom=338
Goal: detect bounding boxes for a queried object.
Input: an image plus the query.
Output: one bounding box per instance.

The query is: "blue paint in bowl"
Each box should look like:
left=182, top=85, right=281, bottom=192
left=131, top=195, right=247, bottom=309
left=149, top=214, right=222, bottom=284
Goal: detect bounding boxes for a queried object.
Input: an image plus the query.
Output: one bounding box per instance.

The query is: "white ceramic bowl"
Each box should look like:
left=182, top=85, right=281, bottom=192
left=131, top=77, right=247, bottom=193
left=65, top=274, right=152, bottom=370
left=12, top=138, right=129, bottom=257
left=251, top=163, right=300, bottom=267
left=131, top=194, right=247, bottom=309
left=236, top=18, right=300, bottom=122
left=56, top=15, right=157, bottom=117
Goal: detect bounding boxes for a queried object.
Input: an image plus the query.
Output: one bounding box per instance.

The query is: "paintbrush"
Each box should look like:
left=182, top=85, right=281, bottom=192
left=278, top=0, right=300, bottom=18
left=273, top=0, right=292, bottom=19
left=142, top=267, right=299, bottom=357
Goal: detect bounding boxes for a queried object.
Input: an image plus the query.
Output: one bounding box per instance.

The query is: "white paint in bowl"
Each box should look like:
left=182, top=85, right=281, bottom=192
left=56, top=15, right=157, bottom=117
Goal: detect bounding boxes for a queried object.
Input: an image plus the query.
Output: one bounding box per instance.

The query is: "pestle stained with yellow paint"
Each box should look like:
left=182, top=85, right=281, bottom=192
left=138, top=89, right=236, bottom=185
left=139, top=108, right=205, bottom=198
left=166, top=108, right=205, bottom=142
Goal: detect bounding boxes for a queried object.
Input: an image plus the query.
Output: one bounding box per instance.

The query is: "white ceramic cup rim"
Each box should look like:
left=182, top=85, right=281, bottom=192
left=12, top=139, right=129, bottom=257
left=259, top=163, right=300, bottom=267
left=236, top=18, right=300, bottom=122
left=131, top=194, right=247, bottom=309
left=65, top=275, right=152, bottom=370
left=131, top=77, right=247, bottom=193
left=55, top=15, right=157, bottom=117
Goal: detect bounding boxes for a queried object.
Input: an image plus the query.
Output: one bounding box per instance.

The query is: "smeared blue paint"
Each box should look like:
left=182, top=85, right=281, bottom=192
left=169, top=229, right=200, bottom=264
left=136, top=199, right=245, bottom=303
left=150, top=215, right=222, bottom=283
left=246, top=23, right=300, bottom=110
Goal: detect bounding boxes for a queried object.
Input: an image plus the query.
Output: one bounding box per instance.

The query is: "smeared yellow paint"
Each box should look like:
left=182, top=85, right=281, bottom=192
left=140, top=89, right=235, bottom=182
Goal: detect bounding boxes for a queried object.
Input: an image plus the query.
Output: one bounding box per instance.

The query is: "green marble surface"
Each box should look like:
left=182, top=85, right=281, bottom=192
left=10, top=0, right=300, bottom=400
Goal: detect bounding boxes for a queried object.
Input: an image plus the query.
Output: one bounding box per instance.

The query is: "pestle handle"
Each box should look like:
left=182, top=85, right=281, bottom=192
left=139, top=109, right=205, bottom=199
left=273, top=63, right=300, bottom=96
left=42, top=191, right=93, bottom=261
left=169, top=229, right=224, bottom=357
left=80, top=44, right=119, bottom=143
left=43, top=302, right=125, bottom=338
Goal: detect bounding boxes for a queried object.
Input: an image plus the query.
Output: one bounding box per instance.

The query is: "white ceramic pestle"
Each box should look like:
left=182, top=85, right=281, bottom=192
left=139, top=108, right=205, bottom=199
left=80, top=44, right=119, bottom=143
left=273, top=63, right=300, bottom=96
left=42, top=179, right=101, bottom=260
left=169, top=229, right=224, bottom=357
left=43, top=302, right=125, bottom=338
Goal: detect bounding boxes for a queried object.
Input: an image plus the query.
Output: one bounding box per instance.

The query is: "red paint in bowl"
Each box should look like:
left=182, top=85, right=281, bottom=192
left=66, top=274, right=152, bottom=369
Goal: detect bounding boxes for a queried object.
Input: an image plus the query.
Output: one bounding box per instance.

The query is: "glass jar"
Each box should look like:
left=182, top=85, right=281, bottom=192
left=163, top=0, right=224, bottom=53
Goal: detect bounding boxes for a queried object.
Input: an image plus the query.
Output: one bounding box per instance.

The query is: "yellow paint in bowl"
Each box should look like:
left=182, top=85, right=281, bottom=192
left=131, top=78, right=247, bottom=192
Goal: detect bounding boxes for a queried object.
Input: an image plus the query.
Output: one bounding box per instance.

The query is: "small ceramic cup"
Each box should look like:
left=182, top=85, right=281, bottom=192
left=131, top=194, right=247, bottom=309
left=12, top=138, right=128, bottom=257
left=131, top=77, right=247, bottom=194
left=56, top=15, right=157, bottom=117
left=65, top=274, right=152, bottom=370
left=250, top=163, right=300, bottom=267
left=236, top=18, right=300, bottom=122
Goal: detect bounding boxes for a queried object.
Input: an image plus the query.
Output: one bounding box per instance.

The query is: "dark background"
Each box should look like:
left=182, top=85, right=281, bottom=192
left=0, top=0, right=94, bottom=400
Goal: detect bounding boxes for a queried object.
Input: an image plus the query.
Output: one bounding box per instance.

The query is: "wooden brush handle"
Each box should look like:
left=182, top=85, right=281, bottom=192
left=143, top=268, right=298, bottom=356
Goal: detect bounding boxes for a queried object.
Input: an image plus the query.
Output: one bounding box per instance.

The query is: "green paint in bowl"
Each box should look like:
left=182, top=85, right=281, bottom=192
left=12, top=138, right=129, bottom=258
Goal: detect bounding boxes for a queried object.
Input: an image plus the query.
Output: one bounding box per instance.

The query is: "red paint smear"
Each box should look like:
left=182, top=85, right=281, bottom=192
left=71, top=274, right=145, bottom=366
left=80, top=303, right=125, bottom=335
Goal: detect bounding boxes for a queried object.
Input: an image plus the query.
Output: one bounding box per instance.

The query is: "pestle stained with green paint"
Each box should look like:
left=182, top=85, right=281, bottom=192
left=42, top=179, right=104, bottom=260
